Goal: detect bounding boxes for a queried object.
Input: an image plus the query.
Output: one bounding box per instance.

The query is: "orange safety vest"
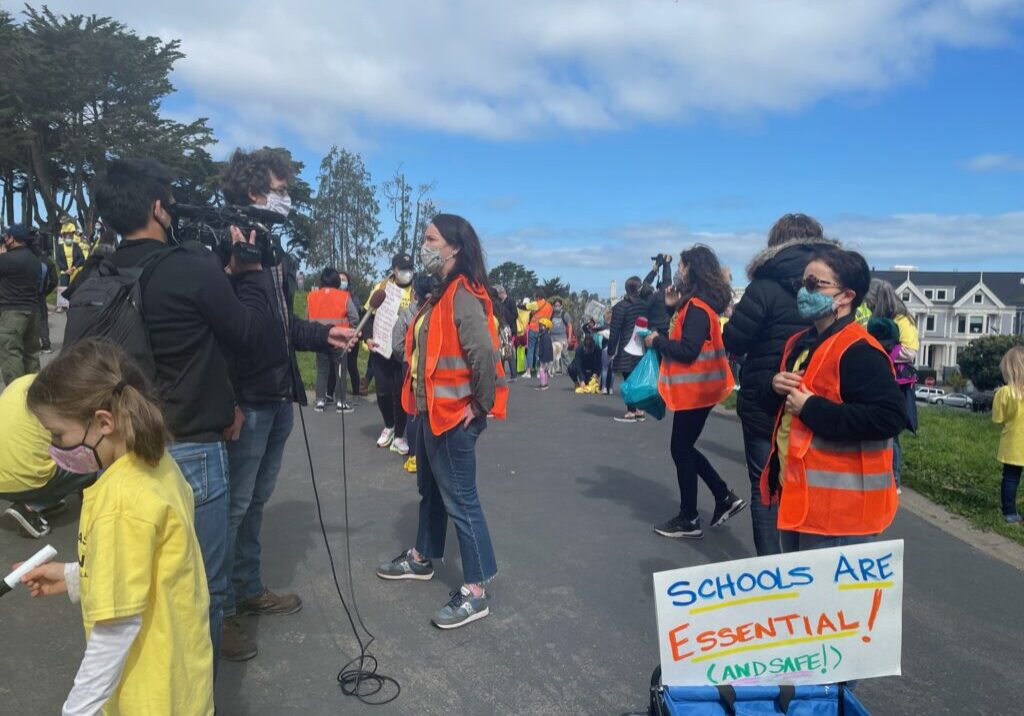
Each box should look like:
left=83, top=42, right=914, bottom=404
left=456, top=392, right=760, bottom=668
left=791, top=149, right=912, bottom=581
left=657, top=298, right=734, bottom=410
left=759, top=321, right=898, bottom=537
left=528, top=299, right=552, bottom=332
left=401, top=276, right=509, bottom=434
left=307, top=288, right=351, bottom=327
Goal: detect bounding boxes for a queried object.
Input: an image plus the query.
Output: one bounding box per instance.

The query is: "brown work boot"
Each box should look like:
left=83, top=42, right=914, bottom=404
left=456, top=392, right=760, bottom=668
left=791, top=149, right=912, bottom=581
left=235, top=588, right=302, bottom=616
left=220, top=617, right=258, bottom=662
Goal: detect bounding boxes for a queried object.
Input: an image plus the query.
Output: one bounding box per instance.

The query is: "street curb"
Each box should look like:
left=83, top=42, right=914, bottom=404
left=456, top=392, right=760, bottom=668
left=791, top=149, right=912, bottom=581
left=897, top=487, right=1024, bottom=572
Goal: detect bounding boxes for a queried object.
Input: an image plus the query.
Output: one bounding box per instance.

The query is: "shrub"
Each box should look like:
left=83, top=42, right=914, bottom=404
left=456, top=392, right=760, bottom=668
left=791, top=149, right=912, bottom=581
left=958, top=335, right=1024, bottom=391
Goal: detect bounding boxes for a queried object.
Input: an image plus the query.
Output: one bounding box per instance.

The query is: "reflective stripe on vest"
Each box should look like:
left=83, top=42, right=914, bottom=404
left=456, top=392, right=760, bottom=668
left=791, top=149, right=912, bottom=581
left=401, top=276, right=509, bottom=433
left=760, top=321, right=899, bottom=536
left=657, top=298, right=734, bottom=410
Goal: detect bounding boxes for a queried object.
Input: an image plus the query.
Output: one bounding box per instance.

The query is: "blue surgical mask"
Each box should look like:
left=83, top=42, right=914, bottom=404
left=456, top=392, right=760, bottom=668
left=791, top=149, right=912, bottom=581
left=339, top=281, right=348, bottom=291
left=796, top=286, right=836, bottom=321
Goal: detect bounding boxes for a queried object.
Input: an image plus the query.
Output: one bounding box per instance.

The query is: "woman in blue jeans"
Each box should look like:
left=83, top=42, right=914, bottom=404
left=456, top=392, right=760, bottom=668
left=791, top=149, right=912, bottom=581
left=376, top=214, right=508, bottom=630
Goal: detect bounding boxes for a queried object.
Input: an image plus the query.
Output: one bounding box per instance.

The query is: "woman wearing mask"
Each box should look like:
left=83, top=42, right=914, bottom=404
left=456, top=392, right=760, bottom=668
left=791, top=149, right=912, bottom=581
left=758, top=248, right=906, bottom=552
left=377, top=214, right=507, bottom=630
left=607, top=277, right=648, bottom=421
left=644, top=246, right=746, bottom=539
left=307, top=268, right=359, bottom=413
left=365, top=254, right=416, bottom=455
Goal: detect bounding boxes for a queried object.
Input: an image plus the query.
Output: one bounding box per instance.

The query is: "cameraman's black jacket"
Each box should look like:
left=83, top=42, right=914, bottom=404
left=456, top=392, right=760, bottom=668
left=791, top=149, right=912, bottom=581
left=100, top=238, right=273, bottom=442
left=230, top=249, right=330, bottom=406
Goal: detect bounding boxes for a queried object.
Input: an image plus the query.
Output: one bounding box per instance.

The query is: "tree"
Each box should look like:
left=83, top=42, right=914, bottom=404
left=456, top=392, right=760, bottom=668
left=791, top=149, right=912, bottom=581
left=309, top=146, right=382, bottom=298
left=381, top=166, right=435, bottom=259
left=958, top=335, right=1024, bottom=391
left=488, top=261, right=538, bottom=302
left=540, top=276, right=571, bottom=299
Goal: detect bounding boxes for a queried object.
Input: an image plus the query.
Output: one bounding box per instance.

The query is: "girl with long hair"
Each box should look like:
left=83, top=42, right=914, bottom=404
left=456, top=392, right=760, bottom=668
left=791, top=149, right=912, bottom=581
left=995, top=346, right=1024, bottom=523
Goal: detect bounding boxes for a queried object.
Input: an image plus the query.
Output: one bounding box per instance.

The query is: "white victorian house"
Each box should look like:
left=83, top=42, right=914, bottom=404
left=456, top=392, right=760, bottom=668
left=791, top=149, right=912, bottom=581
left=872, top=270, right=1024, bottom=371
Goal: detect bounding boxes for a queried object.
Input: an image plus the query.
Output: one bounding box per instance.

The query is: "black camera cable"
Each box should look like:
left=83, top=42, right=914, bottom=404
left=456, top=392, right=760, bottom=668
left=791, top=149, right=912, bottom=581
left=295, top=367, right=400, bottom=705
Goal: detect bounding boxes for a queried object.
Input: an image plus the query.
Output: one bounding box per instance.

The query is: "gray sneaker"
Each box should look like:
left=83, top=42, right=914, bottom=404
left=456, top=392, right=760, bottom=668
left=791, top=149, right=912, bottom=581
left=432, top=586, right=490, bottom=629
left=376, top=549, right=434, bottom=581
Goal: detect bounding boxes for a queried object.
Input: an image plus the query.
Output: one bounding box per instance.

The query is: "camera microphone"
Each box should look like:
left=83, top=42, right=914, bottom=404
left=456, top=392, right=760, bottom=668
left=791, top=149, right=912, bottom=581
left=0, top=544, right=58, bottom=598
left=343, top=288, right=387, bottom=355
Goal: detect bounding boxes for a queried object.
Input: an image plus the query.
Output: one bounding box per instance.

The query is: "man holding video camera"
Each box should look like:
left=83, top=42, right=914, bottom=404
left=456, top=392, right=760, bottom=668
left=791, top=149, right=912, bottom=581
left=217, top=148, right=349, bottom=662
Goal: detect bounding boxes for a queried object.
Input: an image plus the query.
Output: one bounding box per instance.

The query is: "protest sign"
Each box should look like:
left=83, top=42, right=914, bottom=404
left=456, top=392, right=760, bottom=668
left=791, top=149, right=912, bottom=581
left=371, top=281, right=404, bottom=359
left=584, top=300, right=608, bottom=324
left=653, top=540, right=903, bottom=687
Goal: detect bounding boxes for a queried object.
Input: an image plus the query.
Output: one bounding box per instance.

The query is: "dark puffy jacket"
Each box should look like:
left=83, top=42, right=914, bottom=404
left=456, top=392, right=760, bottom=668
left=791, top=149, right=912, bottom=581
left=722, top=237, right=839, bottom=438
left=607, top=295, right=648, bottom=373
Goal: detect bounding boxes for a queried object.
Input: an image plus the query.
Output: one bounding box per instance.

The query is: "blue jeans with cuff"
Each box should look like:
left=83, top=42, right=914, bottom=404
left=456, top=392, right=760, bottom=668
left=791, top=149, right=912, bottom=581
left=743, top=432, right=782, bottom=556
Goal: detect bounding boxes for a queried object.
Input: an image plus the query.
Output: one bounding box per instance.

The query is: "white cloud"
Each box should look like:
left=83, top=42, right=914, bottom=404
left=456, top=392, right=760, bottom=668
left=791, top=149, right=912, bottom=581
left=964, top=153, right=1024, bottom=171
left=34, top=1, right=1024, bottom=148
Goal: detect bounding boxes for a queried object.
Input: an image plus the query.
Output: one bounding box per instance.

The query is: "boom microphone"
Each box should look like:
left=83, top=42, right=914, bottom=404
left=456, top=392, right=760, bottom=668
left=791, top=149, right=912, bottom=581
left=343, top=288, right=387, bottom=355
left=0, top=544, right=57, bottom=598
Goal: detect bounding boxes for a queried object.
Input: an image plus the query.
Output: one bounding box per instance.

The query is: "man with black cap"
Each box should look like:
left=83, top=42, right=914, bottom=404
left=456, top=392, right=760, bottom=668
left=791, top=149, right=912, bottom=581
left=0, top=224, right=42, bottom=384
left=364, top=252, right=416, bottom=455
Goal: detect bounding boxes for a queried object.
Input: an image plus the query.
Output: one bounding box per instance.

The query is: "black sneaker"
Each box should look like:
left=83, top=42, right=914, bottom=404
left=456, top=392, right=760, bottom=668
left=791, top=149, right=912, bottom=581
left=376, top=549, right=434, bottom=581
left=5, top=503, right=51, bottom=538
left=337, top=401, right=355, bottom=414
left=711, top=491, right=748, bottom=528
left=654, top=515, right=703, bottom=539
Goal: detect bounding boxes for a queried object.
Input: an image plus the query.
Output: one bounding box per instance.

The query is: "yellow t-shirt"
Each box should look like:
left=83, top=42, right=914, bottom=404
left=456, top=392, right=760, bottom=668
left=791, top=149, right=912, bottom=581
left=78, top=452, right=213, bottom=716
left=893, top=314, right=920, bottom=352
left=365, top=278, right=413, bottom=311
left=410, top=311, right=429, bottom=382
left=993, top=385, right=1024, bottom=466
left=777, top=350, right=811, bottom=477
left=0, top=374, right=56, bottom=494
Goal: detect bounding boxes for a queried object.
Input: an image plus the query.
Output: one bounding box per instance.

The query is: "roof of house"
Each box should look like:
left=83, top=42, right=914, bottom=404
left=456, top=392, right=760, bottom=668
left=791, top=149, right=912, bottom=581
left=872, top=270, right=1024, bottom=307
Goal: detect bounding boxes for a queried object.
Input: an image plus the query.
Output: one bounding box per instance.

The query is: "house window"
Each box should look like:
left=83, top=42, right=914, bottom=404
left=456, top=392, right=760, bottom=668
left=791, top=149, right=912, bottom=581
left=926, top=315, right=935, bottom=332
left=936, top=289, right=947, bottom=301
left=974, top=293, right=983, bottom=304
left=957, top=315, right=966, bottom=333
left=924, top=289, right=933, bottom=299
left=969, top=316, right=984, bottom=334
left=901, top=290, right=911, bottom=302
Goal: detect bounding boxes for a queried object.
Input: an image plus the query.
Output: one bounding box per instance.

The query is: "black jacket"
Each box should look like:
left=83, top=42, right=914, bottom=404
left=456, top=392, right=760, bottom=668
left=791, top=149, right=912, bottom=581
left=496, top=295, right=518, bottom=333
left=757, top=315, right=907, bottom=496
left=723, top=236, right=839, bottom=438
left=102, top=238, right=273, bottom=442
left=652, top=302, right=711, bottom=364
left=607, top=295, right=647, bottom=373
left=0, top=245, right=42, bottom=312
left=643, top=263, right=673, bottom=334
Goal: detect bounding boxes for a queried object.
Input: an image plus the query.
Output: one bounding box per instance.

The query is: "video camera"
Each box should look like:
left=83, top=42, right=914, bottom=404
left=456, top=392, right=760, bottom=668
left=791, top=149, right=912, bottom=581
left=168, top=203, right=286, bottom=267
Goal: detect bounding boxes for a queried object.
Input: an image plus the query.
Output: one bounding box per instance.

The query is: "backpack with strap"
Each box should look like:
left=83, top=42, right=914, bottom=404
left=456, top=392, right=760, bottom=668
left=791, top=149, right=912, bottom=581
left=64, top=249, right=176, bottom=381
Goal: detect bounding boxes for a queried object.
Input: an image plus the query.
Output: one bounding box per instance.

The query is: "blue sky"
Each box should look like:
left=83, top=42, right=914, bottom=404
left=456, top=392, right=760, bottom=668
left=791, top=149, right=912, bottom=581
left=42, top=1, right=1024, bottom=293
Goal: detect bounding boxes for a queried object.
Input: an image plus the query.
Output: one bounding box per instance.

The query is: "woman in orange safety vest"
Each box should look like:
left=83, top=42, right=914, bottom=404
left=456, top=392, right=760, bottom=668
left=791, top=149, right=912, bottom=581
left=759, top=248, right=907, bottom=552
left=307, top=267, right=358, bottom=412
left=643, top=245, right=746, bottom=540
left=377, top=214, right=508, bottom=630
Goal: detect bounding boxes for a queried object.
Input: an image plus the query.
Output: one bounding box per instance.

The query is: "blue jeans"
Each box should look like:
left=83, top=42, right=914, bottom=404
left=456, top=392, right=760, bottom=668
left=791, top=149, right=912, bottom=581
left=780, top=531, right=872, bottom=553
left=414, top=415, right=497, bottom=585
left=225, top=402, right=295, bottom=613
left=1002, top=463, right=1023, bottom=517
left=743, top=433, right=781, bottom=556
left=892, top=435, right=902, bottom=488
left=168, top=441, right=230, bottom=669
left=526, top=330, right=540, bottom=374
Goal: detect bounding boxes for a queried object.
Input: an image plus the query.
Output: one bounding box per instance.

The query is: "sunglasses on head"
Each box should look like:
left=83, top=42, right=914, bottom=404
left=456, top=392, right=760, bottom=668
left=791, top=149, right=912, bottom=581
left=802, top=275, right=841, bottom=293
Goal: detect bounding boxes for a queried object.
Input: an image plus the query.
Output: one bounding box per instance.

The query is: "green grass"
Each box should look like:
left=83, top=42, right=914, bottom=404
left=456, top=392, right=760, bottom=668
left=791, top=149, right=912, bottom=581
left=293, top=291, right=370, bottom=391
left=901, top=406, right=1023, bottom=546
left=720, top=391, right=738, bottom=411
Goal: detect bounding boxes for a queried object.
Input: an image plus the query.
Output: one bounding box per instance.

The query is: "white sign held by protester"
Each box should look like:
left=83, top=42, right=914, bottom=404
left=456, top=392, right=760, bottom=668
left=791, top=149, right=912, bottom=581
left=653, top=540, right=903, bottom=687
left=584, top=300, right=608, bottom=324
left=371, top=282, right=404, bottom=360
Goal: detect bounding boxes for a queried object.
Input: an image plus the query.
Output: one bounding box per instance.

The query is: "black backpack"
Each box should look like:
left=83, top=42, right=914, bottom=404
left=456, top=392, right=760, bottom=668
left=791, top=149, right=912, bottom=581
left=63, top=249, right=176, bottom=380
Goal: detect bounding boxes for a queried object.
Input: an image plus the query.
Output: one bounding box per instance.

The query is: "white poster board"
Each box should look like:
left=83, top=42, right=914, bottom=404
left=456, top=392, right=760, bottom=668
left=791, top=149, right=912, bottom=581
left=371, top=282, right=404, bottom=360
left=653, top=540, right=903, bottom=687
left=584, top=300, right=608, bottom=324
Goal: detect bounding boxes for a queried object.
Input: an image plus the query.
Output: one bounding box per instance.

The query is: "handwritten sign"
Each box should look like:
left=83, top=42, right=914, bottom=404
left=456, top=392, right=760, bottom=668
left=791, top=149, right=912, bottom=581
left=371, top=282, right=404, bottom=360
left=653, top=540, right=903, bottom=687
left=584, top=300, right=608, bottom=324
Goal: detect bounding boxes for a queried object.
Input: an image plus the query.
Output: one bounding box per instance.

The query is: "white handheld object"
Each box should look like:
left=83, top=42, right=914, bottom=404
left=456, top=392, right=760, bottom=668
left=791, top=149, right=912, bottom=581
left=1, top=544, right=58, bottom=596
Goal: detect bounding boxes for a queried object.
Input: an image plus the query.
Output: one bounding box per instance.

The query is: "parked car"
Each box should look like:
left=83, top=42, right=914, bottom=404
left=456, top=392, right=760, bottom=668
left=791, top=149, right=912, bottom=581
left=915, top=387, right=945, bottom=402
left=930, top=392, right=973, bottom=409
left=970, top=391, right=994, bottom=413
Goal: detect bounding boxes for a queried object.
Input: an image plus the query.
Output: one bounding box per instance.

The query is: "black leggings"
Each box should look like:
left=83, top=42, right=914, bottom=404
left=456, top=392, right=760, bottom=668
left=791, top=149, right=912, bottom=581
left=377, top=393, right=408, bottom=437
left=671, top=406, right=730, bottom=520
left=371, top=353, right=407, bottom=437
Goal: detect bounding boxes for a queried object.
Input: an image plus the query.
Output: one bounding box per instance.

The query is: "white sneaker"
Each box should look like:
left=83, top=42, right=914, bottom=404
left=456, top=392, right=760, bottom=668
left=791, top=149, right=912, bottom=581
left=390, top=437, right=410, bottom=455
left=314, top=400, right=325, bottom=413
left=377, top=427, right=396, bottom=448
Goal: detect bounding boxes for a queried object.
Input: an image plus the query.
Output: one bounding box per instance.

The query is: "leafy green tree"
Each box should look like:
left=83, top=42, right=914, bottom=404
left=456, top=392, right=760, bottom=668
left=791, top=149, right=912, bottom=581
left=958, top=335, right=1024, bottom=391
left=540, top=275, right=571, bottom=299
left=488, top=261, right=538, bottom=302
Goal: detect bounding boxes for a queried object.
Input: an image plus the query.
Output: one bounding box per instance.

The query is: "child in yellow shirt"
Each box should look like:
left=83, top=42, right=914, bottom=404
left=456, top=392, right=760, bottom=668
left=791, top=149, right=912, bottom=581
left=994, top=346, right=1024, bottom=524
left=20, top=340, right=214, bottom=715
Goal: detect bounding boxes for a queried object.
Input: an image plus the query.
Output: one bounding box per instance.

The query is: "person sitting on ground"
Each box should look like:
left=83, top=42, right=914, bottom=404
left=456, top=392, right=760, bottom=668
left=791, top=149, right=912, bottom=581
left=20, top=340, right=214, bottom=715
left=568, top=332, right=602, bottom=390
left=0, top=374, right=98, bottom=538
left=758, top=248, right=906, bottom=552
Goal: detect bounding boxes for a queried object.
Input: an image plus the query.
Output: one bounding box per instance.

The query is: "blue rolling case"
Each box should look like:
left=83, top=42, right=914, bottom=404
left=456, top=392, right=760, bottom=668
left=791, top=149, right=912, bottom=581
left=647, top=667, right=871, bottom=716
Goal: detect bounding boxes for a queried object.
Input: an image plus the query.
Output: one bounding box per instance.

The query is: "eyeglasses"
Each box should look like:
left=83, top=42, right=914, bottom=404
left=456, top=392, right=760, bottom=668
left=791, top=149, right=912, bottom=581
left=802, top=275, right=840, bottom=293
left=268, top=186, right=290, bottom=197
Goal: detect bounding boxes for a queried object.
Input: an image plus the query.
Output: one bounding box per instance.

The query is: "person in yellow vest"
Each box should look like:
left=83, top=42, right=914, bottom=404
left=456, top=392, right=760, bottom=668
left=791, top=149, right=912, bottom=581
left=758, top=248, right=906, bottom=552
left=377, top=214, right=508, bottom=630
left=644, top=245, right=747, bottom=539
left=523, top=290, right=552, bottom=378
left=364, top=253, right=416, bottom=454
left=54, top=227, right=84, bottom=311
left=307, top=267, right=359, bottom=413
left=19, top=340, right=213, bottom=715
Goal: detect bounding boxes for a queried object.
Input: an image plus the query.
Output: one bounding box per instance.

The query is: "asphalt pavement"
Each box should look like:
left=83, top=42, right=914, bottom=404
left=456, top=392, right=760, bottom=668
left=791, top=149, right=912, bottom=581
left=1, top=337, right=1022, bottom=715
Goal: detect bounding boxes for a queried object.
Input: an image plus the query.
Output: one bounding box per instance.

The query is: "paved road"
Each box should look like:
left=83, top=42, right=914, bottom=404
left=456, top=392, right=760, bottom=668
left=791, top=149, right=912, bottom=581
left=2, top=343, right=1022, bottom=714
